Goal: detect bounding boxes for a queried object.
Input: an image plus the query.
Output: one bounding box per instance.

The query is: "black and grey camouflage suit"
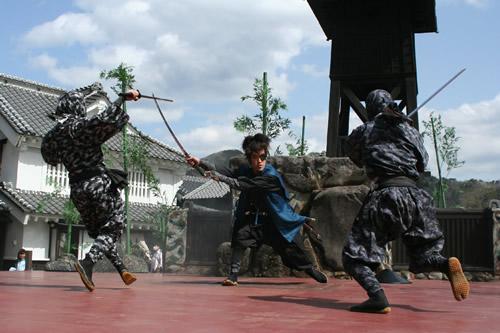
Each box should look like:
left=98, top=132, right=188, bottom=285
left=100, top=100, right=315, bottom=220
left=342, top=90, right=448, bottom=296
left=42, top=87, right=129, bottom=271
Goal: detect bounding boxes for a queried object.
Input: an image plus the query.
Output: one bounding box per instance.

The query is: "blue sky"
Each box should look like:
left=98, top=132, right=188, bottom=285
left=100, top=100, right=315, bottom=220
left=1, top=0, right=499, bottom=180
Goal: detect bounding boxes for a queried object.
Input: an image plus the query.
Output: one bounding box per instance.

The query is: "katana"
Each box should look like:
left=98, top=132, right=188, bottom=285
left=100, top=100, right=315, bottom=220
left=119, top=91, right=174, bottom=103
left=151, top=94, right=206, bottom=177
left=408, top=68, right=466, bottom=118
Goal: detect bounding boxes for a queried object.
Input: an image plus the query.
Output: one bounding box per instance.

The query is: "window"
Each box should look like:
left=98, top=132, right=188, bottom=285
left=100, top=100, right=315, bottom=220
left=128, top=171, right=151, bottom=200
left=45, top=164, right=69, bottom=193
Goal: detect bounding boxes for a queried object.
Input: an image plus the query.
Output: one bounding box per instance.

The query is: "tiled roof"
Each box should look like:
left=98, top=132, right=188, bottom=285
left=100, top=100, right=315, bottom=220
left=0, top=73, right=183, bottom=163
left=0, top=199, right=9, bottom=212
left=178, top=175, right=230, bottom=200
left=0, top=182, right=166, bottom=227
left=107, top=125, right=185, bottom=163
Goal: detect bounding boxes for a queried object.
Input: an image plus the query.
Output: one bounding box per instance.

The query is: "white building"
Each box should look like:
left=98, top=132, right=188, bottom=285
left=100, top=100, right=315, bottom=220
left=0, top=74, right=188, bottom=269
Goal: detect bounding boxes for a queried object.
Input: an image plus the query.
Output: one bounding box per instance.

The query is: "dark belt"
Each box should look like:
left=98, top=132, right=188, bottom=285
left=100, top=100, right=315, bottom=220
left=69, top=168, right=104, bottom=184
left=376, top=176, right=418, bottom=190
left=69, top=168, right=128, bottom=190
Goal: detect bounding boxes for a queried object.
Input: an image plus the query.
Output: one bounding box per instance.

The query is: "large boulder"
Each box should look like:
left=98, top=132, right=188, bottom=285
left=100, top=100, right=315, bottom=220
left=268, top=156, right=367, bottom=192
left=310, top=185, right=370, bottom=270
left=45, top=254, right=77, bottom=272
left=93, top=254, right=149, bottom=273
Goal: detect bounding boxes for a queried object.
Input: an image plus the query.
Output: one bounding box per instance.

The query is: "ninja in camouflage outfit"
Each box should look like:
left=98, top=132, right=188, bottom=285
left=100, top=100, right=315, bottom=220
left=41, top=84, right=140, bottom=291
left=342, top=89, right=470, bottom=314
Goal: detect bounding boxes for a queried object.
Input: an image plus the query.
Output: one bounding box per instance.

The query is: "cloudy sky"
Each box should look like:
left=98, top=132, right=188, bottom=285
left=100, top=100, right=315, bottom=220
left=1, top=0, right=499, bottom=180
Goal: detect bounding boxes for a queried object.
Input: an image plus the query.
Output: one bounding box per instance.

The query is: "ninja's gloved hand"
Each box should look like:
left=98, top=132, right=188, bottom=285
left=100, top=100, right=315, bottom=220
left=123, top=89, right=141, bottom=101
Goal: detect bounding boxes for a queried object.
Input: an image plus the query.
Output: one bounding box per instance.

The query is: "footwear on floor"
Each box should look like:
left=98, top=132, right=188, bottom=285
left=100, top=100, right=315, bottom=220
left=350, top=290, right=391, bottom=314
left=447, top=257, right=470, bottom=301
left=74, top=259, right=95, bottom=292
left=305, top=267, right=328, bottom=283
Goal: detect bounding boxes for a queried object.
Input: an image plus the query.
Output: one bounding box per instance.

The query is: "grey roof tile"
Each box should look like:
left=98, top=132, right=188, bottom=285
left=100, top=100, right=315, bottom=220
left=179, top=175, right=230, bottom=200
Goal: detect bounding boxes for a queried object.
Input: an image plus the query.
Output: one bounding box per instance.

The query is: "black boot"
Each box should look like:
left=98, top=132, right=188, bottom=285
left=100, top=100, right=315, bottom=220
left=305, top=267, right=328, bottom=283
left=350, top=290, right=391, bottom=314
left=222, top=273, right=238, bottom=286
left=74, top=257, right=95, bottom=292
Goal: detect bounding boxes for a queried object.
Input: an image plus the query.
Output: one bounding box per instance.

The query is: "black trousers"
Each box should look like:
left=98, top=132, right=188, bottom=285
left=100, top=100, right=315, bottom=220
left=229, top=219, right=313, bottom=274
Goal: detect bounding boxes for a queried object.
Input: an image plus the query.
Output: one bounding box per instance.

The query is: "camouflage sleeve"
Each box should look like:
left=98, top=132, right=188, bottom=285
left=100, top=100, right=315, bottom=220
left=41, top=126, right=62, bottom=166
left=345, top=123, right=367, bottom=168
left=406, top=125, right=429, bottom=172
left=68, top=99, right=130, bottom=144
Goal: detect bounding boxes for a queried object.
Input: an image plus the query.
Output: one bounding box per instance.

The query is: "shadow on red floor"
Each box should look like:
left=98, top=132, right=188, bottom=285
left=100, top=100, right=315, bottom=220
left=0, top=271, right=498, bottom=333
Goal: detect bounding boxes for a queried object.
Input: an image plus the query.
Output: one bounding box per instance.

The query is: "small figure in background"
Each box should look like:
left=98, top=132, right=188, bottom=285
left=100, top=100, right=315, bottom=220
left=9, top=249, right=26, bottom=272
left=150, top=245, right=163, bottom=273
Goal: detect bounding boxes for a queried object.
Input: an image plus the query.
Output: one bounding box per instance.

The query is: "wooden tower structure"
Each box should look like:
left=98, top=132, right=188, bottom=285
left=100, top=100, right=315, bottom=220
left=307, top=0, right=438, bottom=156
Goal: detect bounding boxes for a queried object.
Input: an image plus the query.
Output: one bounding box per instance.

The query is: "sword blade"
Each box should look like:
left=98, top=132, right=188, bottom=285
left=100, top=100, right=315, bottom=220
left=152, top=94, right=187, bottom=155
left=141, top=94, right=174, bottom=103
left=152, top=94, right=206, bottom=176
left=408, top=68, right=466, bottom=118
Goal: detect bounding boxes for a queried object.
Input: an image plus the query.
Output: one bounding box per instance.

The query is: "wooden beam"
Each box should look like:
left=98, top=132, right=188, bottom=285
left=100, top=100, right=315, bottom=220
left=405, top=77, right=419, bottom=129
left=342, top=87, right=368, bottom=122
left=391, top=86, right=401, bottom=100
left=326, top=80, right=341, bottom=157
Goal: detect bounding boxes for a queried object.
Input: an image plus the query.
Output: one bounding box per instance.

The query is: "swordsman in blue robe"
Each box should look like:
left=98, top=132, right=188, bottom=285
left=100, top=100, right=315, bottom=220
left=188, top=134, right=328, bottom=286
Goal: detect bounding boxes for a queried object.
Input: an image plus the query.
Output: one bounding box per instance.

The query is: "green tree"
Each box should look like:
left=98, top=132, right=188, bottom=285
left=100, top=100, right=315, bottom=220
left=423, top=112, right=465, bottom=208
left=234, top=72, right=291, bottom=139
left=100, top=63, right=136, bottom=254
left=286, top=116, right=308, bottom=156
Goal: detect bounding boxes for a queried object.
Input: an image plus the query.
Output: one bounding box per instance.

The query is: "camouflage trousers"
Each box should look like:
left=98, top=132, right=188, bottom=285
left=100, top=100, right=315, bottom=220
left=70, top=174, right=125, bottom=271
left=342, top=186, right=447, bottom=295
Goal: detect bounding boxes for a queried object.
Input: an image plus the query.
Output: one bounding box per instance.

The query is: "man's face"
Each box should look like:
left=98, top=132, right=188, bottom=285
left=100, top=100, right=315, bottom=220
left=249, top=148, right=267, bottom=173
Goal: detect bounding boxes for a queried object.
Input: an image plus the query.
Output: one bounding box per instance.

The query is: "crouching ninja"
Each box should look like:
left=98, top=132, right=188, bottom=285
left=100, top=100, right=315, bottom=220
left=342, top=89, right=470, bottom=313
left=187, top=134, right=328, bottom=286
left=41, top=84, right=140, bottom=291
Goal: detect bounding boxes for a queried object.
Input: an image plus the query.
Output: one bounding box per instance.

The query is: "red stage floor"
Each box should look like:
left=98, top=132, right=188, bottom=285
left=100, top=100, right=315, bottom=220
left=0, top=271, right=498, bottom=333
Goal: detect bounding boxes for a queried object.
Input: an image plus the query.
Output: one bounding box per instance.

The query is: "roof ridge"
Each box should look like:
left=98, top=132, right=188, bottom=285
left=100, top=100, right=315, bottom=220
left=0, top=73, right=65, bottom=96
left=0, top=182, right=36, bottom=211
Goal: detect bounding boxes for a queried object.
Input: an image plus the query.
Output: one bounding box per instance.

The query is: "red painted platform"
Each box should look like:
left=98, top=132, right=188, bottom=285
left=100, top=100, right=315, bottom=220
left=0, top=271, right=498, bottom=333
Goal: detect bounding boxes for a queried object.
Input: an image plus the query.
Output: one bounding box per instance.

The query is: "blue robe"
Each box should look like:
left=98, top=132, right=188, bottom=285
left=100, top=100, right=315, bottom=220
left=235, top=164, right=306, bottom=242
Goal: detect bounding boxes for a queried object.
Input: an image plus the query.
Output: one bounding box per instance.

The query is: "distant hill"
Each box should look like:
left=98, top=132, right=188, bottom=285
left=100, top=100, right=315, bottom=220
left=418, top=173, right=500, bottom=209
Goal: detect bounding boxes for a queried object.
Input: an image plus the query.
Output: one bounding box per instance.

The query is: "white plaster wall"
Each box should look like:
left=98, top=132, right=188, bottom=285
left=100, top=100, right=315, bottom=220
left=0, top=141, right=19, bottom=185
left=17, top=146, right=46, bottom=191
left=158, top=169, right=183, bottom=205
left=23, top=220, right=50, bottom=260
left=3, top=219, right=23, bottom=260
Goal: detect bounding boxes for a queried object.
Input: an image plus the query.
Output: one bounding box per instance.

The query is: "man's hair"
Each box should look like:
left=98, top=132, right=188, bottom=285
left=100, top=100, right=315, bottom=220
left=242, top=133, right=270, bottom=158
left=17, top=248, right=26, bottom=257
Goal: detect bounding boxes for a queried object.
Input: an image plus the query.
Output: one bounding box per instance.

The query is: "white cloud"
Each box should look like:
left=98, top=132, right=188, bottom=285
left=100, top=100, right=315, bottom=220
left=23, top=13, right=106, bottom=47
left=177, top=124, right=242, bottom=156
left=300, top=64, right=329, bottom=78
left=127, top=106, right=184, bottom=124
left=29, top=53, right=100, bottom=86
left=21, top=0, right=325, bottom=101
left=419, top=94, right=500, bottom=180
